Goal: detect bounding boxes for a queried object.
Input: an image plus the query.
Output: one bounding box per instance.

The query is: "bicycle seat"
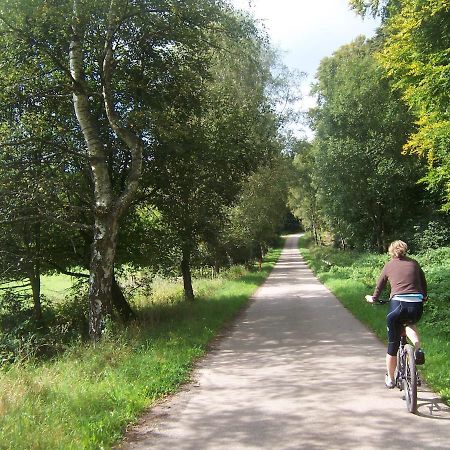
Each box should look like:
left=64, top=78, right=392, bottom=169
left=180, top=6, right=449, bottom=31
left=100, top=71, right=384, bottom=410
left=401, top=319, right=415, bottom=326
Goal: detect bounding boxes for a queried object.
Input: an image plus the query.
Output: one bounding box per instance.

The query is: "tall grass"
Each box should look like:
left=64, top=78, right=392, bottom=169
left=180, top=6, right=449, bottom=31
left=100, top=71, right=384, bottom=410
left=0, top=247, right=282, bottom=450
left=299, top=234, right=450, bottom=404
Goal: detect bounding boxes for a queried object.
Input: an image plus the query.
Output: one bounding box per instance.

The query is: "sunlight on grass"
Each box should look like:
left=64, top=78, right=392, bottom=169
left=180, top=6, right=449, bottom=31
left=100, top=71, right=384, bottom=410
left=0, top=246, right=282, bottom=449
left=41, top=274, right=77, bottom=300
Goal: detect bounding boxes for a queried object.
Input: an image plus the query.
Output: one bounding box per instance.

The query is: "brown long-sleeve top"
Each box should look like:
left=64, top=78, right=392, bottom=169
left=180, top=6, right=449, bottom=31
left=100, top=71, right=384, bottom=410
left=372, top=256, right=427, bottom=301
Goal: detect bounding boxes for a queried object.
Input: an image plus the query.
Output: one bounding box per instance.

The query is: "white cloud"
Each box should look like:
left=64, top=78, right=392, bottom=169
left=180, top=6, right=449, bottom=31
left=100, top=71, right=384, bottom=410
left=231, top=0, right=379, bottom=77
left=228, top=0, right=381, bottom=137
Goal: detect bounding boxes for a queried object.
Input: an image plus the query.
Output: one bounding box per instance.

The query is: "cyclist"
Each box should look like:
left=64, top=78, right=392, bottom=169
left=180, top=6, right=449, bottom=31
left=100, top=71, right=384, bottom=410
left=365, top=240, right=427, bottom=389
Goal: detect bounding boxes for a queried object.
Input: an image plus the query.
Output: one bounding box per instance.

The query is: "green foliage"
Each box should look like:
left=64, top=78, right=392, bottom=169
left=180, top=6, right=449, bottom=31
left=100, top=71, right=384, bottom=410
left=0, top=246, right=282, bottom=449
left=141, top=12, right=285, bottom=279
left=348, top=0, right=389, bottom=18
left=411, top=216, right=450, bottom=252
left=0, top=288, right=88, bottom=364
left=224, top=156, right=291, bottom=262
left=306, top=36, right=427, bottom=251
left=350, top=0, right=450, bottom=210
left=377, top=0, right=450, bottom=209
left=288, top=140, right=323, bottom=244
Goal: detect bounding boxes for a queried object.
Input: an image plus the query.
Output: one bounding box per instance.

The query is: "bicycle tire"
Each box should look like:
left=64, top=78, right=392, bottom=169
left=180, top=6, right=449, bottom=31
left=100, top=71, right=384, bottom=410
left=396, top=347, right=403, bottom=389
left=403, top=344, right=417, bottom=413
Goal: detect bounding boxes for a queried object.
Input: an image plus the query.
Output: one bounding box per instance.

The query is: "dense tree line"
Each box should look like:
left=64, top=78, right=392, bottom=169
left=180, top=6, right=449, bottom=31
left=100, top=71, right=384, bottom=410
left=350, top=0, right=450, bottom=209
left=289, top=0, right=450, bottom=251
left=0, top=0, right=292, bottom=342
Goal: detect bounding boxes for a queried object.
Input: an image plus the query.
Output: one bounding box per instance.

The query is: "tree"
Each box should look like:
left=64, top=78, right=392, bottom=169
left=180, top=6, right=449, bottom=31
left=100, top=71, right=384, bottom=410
left=349, top=0, right=450, bottom=209
left=288, top=140, right=323, bottom=245
left=0, top=42, right=91, bottom=324
left=309, top=36, right=425, bottom=250
left=144, top=12, right=281, bottom=300
left=0, top=0, right=229, bottom=338
left=225, top=156, right=291, bottom=267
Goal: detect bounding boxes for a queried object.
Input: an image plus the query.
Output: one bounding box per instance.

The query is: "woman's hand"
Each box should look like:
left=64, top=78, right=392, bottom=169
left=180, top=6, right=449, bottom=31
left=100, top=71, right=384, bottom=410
left=365, top=295, right=375, bottom=303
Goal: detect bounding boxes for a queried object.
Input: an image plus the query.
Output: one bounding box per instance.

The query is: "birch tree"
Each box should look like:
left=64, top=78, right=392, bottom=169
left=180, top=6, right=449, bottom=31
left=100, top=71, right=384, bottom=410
left=0, top=0, right=224, bottom=339
left=68, top=0, right=144, bottom=339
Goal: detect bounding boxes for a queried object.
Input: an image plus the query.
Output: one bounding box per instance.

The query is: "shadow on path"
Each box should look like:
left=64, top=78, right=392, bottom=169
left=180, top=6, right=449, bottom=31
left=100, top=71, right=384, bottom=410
left=119, top=234, right=450, bottom=450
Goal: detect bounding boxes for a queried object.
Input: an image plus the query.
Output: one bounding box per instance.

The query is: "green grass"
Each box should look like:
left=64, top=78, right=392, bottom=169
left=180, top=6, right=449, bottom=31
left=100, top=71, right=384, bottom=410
left=40, top=274, right=77, bottom=300
left=0, top=246, right=282, bottom=450
left=1, top=273, right=76, bottom=303
left=299, top=234, right=450, bottom=404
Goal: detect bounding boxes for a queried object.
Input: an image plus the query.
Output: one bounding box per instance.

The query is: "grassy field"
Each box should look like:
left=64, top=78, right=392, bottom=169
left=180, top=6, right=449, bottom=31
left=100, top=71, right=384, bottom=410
left=40, top=274, right=77, bottom=300
left=0, top=246, right=282, bottom=450
left=298, top=234, right=450, bottom=405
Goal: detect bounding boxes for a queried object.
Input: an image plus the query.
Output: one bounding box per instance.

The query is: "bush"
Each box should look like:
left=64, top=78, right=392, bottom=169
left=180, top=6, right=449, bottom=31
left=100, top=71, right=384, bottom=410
left=411, top=219, right=450, bottom=252
left=0, top=289, right=88, bottom=365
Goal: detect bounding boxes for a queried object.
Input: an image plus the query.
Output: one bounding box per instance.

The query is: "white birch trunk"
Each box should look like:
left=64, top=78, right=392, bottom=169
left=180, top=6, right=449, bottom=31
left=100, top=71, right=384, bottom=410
left=70, top=0, right=143, bottom=340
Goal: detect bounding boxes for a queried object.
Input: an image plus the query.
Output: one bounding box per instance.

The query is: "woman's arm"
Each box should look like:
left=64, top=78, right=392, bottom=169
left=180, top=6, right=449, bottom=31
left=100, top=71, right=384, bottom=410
left=420, top=266, right=428, bottom=299
left=372, top=265, right=388, bottom=301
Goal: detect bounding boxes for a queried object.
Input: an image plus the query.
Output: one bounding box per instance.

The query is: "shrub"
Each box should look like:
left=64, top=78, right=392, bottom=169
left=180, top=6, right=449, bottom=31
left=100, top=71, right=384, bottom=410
left=412, top=219, right=450, bottom=251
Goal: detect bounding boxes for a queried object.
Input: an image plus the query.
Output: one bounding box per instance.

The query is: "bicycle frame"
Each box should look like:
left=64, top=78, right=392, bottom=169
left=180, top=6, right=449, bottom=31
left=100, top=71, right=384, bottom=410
left=367, top=298, right=421, bottom=413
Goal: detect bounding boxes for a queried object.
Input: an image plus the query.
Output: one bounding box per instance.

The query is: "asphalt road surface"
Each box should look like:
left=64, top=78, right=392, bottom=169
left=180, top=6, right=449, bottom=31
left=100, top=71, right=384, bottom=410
left=120, top=234, right=450, bottom=450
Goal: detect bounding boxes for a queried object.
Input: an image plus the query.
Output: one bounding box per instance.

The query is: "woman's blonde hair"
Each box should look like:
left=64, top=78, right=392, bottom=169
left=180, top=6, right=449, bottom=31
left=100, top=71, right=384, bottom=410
left=388, top=240, right=408, bottom=258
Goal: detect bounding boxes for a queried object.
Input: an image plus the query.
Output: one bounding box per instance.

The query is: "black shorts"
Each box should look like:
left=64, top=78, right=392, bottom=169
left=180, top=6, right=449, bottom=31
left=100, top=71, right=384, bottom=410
left=386, top=300, right=423, bottom=356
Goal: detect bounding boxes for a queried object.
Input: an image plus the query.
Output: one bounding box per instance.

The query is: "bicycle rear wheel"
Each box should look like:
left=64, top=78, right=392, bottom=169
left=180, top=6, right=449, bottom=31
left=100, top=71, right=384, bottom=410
left=395, top=346, right=403, bottom=389
left=403, top=344, right=417, bottom=413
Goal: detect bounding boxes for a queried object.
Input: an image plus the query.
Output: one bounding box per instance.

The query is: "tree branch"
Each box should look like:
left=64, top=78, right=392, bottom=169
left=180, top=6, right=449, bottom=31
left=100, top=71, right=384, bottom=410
left=48, top=263, right=89, bottom=279
left=0, top=14, right=77, bottom=86
left=101, top=0, right=143, bottom=218
left=70, top=0, right=113, bottom=213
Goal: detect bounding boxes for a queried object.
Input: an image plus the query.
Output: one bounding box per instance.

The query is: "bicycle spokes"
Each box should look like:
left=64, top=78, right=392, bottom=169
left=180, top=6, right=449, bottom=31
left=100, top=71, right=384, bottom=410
left=403, top=344, right=418, bottom=413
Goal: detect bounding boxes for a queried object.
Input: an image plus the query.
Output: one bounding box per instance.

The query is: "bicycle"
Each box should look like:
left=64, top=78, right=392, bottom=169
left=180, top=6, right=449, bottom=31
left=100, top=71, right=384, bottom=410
left=365, top=296, right=422, bottom=414
left=396, top=325, right=420, bottom=413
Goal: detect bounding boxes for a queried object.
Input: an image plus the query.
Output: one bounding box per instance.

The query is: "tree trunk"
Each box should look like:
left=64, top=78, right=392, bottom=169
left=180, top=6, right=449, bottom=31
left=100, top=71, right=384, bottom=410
left=181, top=246, right=195, bottom=302
left=375, top=211, right=386, bottom=253
left=31, top=221, right=43, bottom=324
left=312, top=223, right=319, bottom=245
left=88, top=214, right=118, bottom=339
left=30, top=271, right=43, bottom=324
left=258, top=244, right=263, bottom=271
left=70, top=1, right=142, bottom=340
left=112, top=271, right=135, bottom=321
left=23, top=220, right=44, bottom=325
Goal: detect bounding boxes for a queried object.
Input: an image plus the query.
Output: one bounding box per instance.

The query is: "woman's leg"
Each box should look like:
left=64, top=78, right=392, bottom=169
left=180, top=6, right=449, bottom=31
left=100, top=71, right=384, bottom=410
left=386, top=354, right=397, bottom=381
left=402, top=303, right=425, bottom=364
left=386, top=300, right=402, bottom=385
left=406, top=325, right=420, bottom=349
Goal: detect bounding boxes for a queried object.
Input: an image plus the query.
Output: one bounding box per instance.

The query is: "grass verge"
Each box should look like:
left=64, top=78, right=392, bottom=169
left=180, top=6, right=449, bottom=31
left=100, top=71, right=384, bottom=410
left=0, top=246, right=282, bottom=450
left=298, top=234, right=450, bottom=405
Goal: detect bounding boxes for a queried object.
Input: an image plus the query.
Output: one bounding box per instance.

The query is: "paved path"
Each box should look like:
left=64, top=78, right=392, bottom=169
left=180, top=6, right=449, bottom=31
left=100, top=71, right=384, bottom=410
left=121, top=235, right=450, bottom=450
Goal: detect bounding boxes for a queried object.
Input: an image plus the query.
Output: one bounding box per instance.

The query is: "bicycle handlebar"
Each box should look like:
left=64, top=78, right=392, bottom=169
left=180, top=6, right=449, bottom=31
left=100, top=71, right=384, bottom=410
left=365, top=295, right=389, bottom=305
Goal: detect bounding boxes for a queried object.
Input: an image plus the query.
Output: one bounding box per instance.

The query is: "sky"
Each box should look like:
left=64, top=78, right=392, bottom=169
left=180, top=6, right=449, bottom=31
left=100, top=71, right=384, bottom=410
left=229, top=0, right=381, bottom=137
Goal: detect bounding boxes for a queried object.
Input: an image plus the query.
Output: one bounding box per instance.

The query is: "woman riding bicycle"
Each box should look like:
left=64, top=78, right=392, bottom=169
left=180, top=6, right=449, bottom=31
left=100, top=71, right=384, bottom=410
left=365, top=240, right=427, bottom=389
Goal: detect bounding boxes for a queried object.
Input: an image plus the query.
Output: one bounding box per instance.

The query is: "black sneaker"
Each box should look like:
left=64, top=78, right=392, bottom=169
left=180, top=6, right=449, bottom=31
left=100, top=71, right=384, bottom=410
left=415, top=348, right=425, bottom=365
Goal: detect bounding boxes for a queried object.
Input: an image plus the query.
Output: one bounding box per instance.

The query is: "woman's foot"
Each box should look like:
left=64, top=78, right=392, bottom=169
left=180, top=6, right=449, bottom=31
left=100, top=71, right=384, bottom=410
left=385, top=374, right=396, bottom=389
left=415, top=348, right=425, bottom=365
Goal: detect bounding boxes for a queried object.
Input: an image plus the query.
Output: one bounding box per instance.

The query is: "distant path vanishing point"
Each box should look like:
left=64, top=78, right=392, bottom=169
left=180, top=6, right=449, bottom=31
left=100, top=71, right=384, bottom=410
left=120, top=234, right=450, bottom=450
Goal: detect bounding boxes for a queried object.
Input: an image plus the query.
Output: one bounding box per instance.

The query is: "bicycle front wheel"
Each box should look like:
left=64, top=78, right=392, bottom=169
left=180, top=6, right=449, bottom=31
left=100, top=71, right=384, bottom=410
left=403, top=344, right=418, bottom=413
